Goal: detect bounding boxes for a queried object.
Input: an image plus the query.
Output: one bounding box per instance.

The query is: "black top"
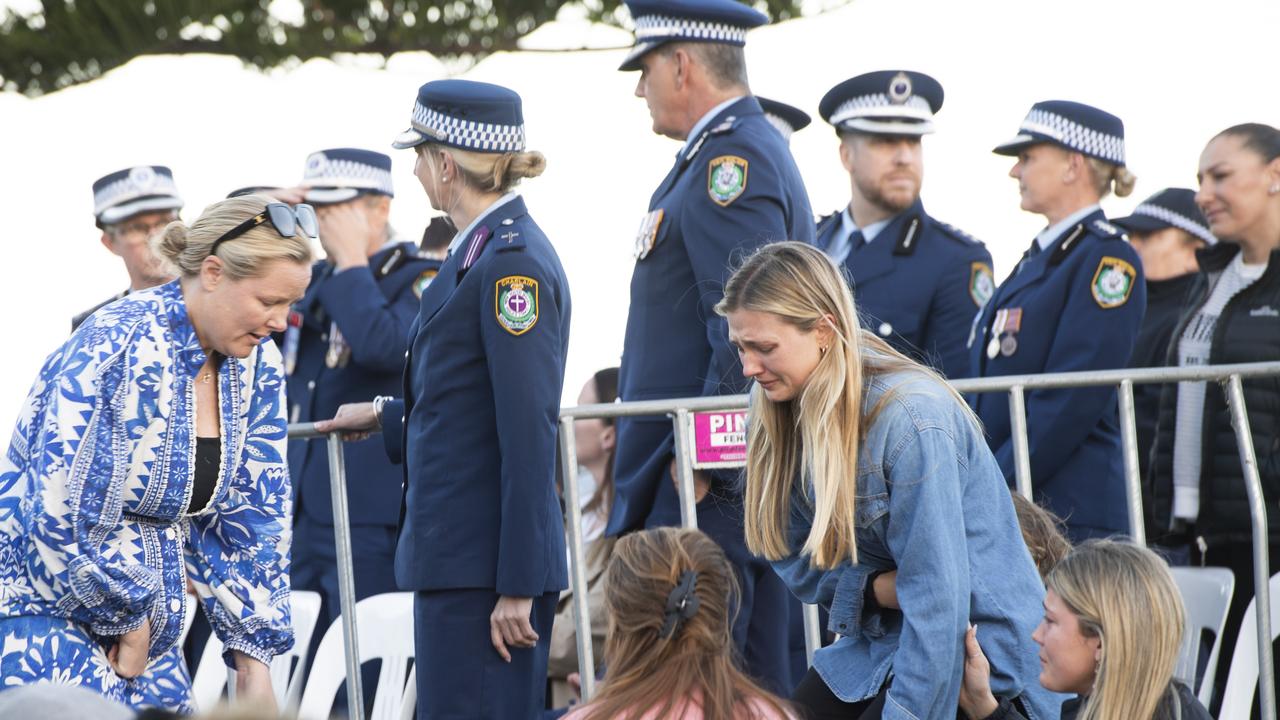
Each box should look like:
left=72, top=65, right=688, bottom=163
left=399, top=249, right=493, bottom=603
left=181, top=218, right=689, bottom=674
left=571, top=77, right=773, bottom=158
left=191, top=436, right=220, bottom=513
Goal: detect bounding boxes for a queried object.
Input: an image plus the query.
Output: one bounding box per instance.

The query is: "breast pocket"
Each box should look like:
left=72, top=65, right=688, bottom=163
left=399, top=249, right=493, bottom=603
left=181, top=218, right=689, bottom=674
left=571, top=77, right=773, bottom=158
left=854, top=490, right=893, bottom=565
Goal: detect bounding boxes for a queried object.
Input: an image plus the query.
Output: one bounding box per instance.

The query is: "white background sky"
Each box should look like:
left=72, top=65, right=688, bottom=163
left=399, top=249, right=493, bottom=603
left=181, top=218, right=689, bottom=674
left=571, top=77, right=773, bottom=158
left=0, top=0, right=1277, bottom=440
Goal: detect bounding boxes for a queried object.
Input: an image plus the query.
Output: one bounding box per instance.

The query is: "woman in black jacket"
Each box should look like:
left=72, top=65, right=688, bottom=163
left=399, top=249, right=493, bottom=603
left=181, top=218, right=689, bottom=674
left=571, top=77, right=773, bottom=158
left=1149, top=121, right=1280, bottom=709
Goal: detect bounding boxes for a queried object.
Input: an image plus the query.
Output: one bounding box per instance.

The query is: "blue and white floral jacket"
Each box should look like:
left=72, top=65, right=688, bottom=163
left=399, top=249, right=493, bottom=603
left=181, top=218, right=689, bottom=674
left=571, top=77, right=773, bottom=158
left=0, top=280, right=294, bottom=666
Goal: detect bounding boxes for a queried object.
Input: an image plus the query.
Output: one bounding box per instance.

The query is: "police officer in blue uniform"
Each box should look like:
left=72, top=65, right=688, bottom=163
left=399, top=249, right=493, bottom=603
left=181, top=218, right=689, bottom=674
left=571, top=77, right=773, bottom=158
left=816, top=71, right=994, bottom=379
left=282, top=148, right=440, bottom=700
left=757, top=97, right=811, bottom=143
left=609, top=0, right=815, bottom=694
left=320, top=80, right=570, bottom=719
left=971, top=100, right=1147, bottom=541
left=74, top=165, right=183, bottom=329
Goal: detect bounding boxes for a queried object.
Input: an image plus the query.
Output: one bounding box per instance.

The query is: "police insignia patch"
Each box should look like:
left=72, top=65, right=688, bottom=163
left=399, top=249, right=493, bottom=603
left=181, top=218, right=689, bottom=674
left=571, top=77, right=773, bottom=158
left=707, top=155, right=748, bottom=207
left=970, top=262, right=995, bottom=307
left=495, top=275, right=539, bottom=335
left=412, top=269, right=438, bottom=299
left=1091, top=256, right=1136, bottom=308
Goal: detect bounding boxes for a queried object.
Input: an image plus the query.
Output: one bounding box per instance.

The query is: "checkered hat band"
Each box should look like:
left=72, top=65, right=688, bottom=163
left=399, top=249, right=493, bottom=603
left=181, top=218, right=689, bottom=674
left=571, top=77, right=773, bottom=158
left=633, top=15, right=748, bottom=44
left=830, top=94, right=931, bottom=125
left=305, top=159, right=394, bottom=195
left=411, top=102, right=525, bottom=153
left=93, top=175, right=180, bottom=215
left=1133, top=203, right=1215, bottom=244
left=1020, top=109, right=1125, bottom=165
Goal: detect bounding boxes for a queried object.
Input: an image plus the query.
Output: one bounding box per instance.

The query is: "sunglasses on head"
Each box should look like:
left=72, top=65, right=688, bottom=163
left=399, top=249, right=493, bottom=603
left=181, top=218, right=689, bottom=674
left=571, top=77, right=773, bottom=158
left=210, top=202, right=318, bottom=256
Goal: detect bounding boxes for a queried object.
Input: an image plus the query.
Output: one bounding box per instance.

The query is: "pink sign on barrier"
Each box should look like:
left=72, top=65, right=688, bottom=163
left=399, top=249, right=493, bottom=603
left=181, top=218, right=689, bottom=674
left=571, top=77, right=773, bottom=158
left=690, top=410, right=748, bottom=468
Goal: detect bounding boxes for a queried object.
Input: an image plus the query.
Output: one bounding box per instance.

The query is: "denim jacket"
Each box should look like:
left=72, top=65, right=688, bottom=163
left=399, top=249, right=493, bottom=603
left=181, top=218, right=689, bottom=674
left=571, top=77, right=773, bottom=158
left=771, top=370, right=1063, bottom=720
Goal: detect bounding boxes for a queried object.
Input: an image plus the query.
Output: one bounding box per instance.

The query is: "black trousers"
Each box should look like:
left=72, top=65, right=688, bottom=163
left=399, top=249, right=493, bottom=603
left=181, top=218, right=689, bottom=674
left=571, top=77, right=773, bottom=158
left=791, top=669, right=886, bottom=720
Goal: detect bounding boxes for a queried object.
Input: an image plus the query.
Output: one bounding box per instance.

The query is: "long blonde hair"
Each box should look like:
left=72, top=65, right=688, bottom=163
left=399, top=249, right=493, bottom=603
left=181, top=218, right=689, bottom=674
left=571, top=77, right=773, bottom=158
left=1048, top=540, right=1185, bottom=720
left=714, top=242, right=968, bottom=569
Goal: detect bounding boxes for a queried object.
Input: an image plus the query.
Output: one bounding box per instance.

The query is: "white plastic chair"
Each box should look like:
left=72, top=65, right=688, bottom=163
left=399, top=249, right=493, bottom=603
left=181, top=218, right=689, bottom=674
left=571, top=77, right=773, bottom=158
left=297, top=591, right=416, bottom=720
left=1219, top=571, right=1280, bottom=719
left=190, top=589, right=323, bottom=715
left=1170, top=566, right=1235, bottom=707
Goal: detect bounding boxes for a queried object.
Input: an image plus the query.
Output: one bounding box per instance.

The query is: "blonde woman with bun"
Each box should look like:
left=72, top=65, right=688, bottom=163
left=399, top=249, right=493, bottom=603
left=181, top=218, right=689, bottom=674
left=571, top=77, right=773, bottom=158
left=319, top=79, right=572, bottom=717
left=0, top=194, right=314, bottom=712
left=971, top=100, right=1147, bottom=542
left=959, top=539, right=1211, bottom=720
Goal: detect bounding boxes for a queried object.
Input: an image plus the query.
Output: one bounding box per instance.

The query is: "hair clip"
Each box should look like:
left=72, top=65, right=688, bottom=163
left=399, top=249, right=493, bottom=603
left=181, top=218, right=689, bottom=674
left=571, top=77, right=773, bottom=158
left=659, top=570, right=700, bottom=639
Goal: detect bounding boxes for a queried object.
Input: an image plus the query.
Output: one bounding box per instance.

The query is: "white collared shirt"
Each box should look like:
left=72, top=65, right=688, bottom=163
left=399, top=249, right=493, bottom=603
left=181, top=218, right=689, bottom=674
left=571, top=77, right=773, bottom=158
left=1033, top=204, right=1100, bottom=252
left=826, top=206, right=895, bottom=264
left=447, top=192, right=521, bottom=256
left=681, top=96, right=745, bottom=158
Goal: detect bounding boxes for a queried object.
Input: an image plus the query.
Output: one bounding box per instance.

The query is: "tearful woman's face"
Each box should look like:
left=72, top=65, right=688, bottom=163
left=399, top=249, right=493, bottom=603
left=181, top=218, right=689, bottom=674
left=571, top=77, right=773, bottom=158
left=196, top=258, right=310, bottom=358
left=727, top=309, right=828, bottom=403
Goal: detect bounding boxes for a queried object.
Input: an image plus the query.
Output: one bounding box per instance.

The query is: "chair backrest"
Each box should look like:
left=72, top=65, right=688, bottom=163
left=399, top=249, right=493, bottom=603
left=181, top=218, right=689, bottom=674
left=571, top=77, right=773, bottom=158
left=1169, top=566, right=1235, bottom=707
left=1218, top=571, right=1280, bottom=720
left=189, top=590, right=324, bottom=715
left=297, top=592, right=416, bottom=720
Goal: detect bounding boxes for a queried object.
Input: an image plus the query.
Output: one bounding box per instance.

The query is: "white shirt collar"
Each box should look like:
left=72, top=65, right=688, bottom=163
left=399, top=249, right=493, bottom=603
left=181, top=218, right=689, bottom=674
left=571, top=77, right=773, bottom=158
left=447, top=192, right=520, bottom=256
left=840, top=206, right=895, bottom=244
left=681, top=96, right=746, bottom=157
left=1034, top=204, right=1100, bottom=252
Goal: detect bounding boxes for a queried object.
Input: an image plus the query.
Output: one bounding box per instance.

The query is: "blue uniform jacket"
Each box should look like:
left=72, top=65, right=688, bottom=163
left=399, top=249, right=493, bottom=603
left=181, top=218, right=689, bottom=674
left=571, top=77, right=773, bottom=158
left=381, top=196, right=571, bottom=596
left=284, top=241, right=440, bottom=528
left=609, top=96, right=815, bottom=534
left=817, top=200, right=993, bottom=379
left=968, top=210, right=1147, bottom=537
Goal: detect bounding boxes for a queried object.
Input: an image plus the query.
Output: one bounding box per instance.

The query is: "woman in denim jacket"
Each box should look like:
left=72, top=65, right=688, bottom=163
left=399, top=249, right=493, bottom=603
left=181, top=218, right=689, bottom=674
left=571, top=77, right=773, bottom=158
left=717, top=242, right=1059, bottom=720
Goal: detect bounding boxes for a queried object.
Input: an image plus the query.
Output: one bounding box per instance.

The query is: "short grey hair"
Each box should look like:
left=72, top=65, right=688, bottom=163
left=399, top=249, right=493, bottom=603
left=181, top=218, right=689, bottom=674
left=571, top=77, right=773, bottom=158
left=659, top=42, right=750, bottom=90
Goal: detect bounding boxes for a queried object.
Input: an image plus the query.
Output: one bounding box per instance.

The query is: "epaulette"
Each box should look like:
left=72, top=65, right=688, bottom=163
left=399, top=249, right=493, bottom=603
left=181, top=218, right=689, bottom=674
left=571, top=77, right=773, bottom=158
left=709, top=115, right=741, bottom=136
left=1092, top=218, right=1126, bottom=239
left=494, top=216, right=529, bottom=253
left=935, top=221, right=987, bottom=247
left=815, top=211, right=841, bottom=233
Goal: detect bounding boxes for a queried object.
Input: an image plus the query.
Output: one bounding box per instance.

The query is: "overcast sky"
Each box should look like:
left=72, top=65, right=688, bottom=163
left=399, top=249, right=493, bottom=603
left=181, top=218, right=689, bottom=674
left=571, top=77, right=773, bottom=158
left=0, top=0, right=1277, bottom=439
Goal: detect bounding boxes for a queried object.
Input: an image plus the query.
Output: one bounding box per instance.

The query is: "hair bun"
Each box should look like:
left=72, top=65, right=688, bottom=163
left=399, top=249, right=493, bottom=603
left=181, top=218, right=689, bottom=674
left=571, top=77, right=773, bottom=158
left=152, top=220, right=189, bottom=267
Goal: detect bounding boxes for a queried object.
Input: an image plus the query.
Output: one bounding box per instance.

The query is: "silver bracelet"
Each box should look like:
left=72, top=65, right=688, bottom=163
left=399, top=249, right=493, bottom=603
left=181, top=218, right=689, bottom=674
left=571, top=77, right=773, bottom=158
left=372, top=395, right=393, bottom=430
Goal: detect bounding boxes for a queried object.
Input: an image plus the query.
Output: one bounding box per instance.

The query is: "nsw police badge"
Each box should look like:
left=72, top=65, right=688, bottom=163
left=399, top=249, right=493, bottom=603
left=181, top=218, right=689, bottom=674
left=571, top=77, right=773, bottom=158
left=707, top=155, right=748, bottom=207
left=1091, top=256, right=1136, bottom=309
left=495, top=275, right=539, bottom=335
left=969, top=262, right=995, bottom=307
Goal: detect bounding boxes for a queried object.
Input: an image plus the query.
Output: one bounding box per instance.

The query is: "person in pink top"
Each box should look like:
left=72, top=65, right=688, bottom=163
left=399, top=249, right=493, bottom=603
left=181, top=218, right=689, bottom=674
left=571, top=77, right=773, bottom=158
left=565, top=527, right=795, bottom=720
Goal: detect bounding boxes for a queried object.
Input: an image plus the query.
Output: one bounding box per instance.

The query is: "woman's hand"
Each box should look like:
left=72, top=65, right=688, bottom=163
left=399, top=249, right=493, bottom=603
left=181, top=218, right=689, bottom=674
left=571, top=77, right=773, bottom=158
left=873, top=569, right=899, bottom=610
left=107, top=617, right=151, bottom=679
left=958, top=625, right=1000, bottom=720
left=314, top=402, right=379, bottom=441
left=232, top=650, right=278, bottom=715
left=490, top=595, right=538, bottom=662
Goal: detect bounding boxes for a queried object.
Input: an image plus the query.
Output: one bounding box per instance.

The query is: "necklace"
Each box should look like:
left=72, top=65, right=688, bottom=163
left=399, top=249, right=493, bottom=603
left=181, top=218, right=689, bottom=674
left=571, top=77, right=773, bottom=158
left=197, top=372, right=214, bottom=385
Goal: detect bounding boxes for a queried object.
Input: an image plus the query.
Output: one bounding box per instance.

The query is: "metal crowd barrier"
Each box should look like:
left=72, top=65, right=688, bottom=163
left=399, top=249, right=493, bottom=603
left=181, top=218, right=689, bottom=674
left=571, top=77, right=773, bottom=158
left=290, top=360, right=1279, bottom=719
left=557, top=361, right=1280, bottom=716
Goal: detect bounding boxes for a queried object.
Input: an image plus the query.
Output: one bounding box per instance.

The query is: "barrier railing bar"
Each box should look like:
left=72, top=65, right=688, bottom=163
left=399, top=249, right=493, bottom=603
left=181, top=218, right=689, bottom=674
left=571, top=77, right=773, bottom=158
left=672, top=408, right=700, bottom=530
left=1223, top=374, right=1274, bottom=720
left=557, top=416, right=597, bottom=701
left=1007, top=386, right=1033, bottom=501
left=287, top=424, right=365, bottom=720
left=1117, top=380, right=1146, bottom=546
left=802, top=603, right=822, bottom=667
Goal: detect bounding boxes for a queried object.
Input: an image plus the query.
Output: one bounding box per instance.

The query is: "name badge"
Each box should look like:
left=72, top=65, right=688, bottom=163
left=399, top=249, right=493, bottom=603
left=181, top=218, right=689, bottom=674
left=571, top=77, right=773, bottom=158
left=283, top=310, right=302, bottom=375
left=633, top=209, right=665, bottom=260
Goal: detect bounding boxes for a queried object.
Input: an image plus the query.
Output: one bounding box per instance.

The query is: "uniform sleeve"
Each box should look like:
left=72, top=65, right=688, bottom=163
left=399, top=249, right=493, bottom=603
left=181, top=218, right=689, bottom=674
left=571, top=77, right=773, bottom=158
left=991, top=243, right=1147, bottom=483
left=318, top=264, right=420, bottom=373
left=926, top=245, right=994, bottom=380
left=881, top=426, right=971, bottom=720
left=380, top=399, right=406, bottom=465
left=681, top=149, right=793, bottom=397
left=481, top=251, right=568, bottom=597
left=185, top=344, right=294, bottom=667
left=29, top=332, right=162, bottom=636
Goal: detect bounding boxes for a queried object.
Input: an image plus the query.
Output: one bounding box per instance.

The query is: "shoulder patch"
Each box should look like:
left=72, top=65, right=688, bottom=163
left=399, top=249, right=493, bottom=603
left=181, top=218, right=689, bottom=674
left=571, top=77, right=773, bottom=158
left=412, top=268, right=439, bottom=299
left=1091, top=256, right=1137, bottom=309
left=707, top=155, right=748, bottom=207
left=495, top=275, right=539, bottom=335
left=969, top=262, right=995, bottom=307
